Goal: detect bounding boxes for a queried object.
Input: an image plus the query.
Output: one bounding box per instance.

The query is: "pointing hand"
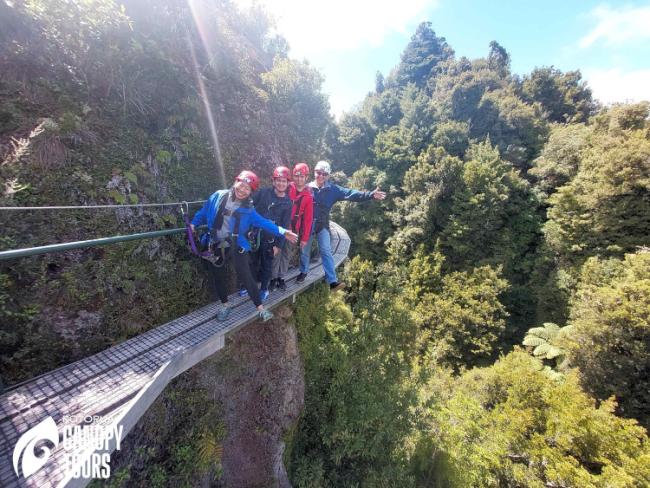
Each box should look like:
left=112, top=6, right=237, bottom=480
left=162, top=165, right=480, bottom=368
left=284, top=230, right=298, bottom=244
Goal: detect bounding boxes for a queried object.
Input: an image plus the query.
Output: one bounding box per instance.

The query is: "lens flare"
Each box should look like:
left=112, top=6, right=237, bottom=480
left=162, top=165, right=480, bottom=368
left=187, top=0, right=226, bottom=186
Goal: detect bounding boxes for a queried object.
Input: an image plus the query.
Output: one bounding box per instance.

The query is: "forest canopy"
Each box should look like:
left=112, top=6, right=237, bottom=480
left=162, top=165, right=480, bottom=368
left=0, top=5, right=648, bottom=487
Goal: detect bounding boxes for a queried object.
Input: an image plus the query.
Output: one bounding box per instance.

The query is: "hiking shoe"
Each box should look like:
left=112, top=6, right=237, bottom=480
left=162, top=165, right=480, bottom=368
left=216, top=305, right=232, bottom=321
left=277, top=278, right=287, bottom=291
left=238, top=288, right=248, bottom=297
left=329, top=281, right=345, bottom=292
left=260, top=289, right=269, bottom=302
left=296, top=272, right=307, bottom=283
left=259, top=309, right=273, bottom=322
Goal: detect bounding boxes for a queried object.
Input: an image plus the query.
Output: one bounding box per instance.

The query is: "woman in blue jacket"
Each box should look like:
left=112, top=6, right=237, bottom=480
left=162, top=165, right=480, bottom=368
left=191, top=170, right=298, bottom=321
left=298, top=161, right=386, bottom=290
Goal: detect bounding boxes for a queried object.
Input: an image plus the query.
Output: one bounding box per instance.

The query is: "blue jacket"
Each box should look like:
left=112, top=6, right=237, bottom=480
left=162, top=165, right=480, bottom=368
left=192, top=189, right=288, bottom=252
left=308, top=181, right=374, bottom=232
left=252, top=187, right=292, bottom=246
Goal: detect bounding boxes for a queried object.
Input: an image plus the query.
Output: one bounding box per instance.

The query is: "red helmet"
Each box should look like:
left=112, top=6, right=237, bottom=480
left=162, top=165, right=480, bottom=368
left=273, top=166, right=291, bottom=180
left=293, top=162, right=310, bottom=177
left=235, top=170, right=259, bottom=191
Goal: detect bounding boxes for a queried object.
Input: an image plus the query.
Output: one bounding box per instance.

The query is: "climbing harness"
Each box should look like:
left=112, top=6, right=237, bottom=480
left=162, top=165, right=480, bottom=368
left=180, top=201, right=218, bottom=262
left=291, top=194, right=306, bottom=243
left=181, top=193, right=261, bottom=266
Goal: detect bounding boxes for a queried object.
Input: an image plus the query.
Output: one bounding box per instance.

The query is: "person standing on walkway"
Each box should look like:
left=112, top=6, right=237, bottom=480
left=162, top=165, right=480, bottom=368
left=191, top=170, right=298, bottom=321
left=251, top=166, right=292, bottom=299
left=271, top=162, right=313, bottom=290
left=297, top=160, right=386, bottom=290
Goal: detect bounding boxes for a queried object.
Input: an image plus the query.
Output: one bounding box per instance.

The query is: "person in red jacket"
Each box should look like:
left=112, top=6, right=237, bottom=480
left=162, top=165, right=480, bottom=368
left=270, top=162, right=314, bottom=290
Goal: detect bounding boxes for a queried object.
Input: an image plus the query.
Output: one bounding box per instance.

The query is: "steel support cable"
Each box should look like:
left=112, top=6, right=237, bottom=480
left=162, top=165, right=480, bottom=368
left=0, top=199, right=206, bottom=210
left=0, top=201, right=208, bottom=260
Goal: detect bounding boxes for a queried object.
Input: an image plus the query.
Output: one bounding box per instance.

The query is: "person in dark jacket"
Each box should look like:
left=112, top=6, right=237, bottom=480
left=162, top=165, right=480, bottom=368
left=271, top=162, right=314, bottom=291
left=251, top=166, right=292, bottom=299
left=191, top=170, right=298, bottom=321
left=297, top=160, right=385, bottom=289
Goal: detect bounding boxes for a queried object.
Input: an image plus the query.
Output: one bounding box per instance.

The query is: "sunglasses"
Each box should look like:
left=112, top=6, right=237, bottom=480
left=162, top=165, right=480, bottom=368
left=236, top=178, right=253, bottom=189
left=315, top=170, right=329, bottom=176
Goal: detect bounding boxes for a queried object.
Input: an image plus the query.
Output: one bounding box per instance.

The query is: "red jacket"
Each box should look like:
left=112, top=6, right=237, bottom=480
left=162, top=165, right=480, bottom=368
left=288, top=182, right=313, bottom=244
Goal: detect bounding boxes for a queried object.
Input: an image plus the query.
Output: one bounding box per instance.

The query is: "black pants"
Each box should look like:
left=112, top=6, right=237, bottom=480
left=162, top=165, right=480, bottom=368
left=256, top=240, right=275, bottom=291
left=205, top=247, right=261, bottom=307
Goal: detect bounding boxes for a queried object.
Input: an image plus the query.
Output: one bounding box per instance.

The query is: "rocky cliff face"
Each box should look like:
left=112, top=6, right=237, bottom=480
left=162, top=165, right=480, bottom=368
left=210, top=305, right=304, bottom=488
left=105, top=304, right=304, bottom=487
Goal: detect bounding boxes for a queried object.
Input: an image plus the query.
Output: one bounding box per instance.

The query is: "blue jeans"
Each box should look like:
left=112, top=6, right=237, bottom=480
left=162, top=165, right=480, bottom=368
left=300, top=227, right=337, bottom=284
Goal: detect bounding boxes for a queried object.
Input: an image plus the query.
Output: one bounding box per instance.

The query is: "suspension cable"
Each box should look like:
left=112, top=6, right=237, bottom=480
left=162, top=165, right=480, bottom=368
left=0, top=200, right=206, bottom=211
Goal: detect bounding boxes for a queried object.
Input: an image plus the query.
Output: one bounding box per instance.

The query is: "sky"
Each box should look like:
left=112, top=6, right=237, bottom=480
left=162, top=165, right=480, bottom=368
left=235, top=0, right=650, bottom=118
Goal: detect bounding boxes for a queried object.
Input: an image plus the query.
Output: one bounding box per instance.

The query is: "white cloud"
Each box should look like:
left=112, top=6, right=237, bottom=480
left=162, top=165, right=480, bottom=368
left=236, top=0, right=435, bottom=57
left=579, top=5, right=650, bottom=48
left=584, top=68, right=650, bottom=104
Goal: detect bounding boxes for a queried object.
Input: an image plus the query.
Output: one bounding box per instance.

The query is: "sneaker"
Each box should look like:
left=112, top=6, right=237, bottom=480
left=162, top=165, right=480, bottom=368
left=268, top=279, right=277, bottom=291
left=238, top=288, right=248, bottom=297
left=216, top=304, right=232, bottom=321
left=260, top=289, right=269, bottom=302
left=329, top=281, right=345, bottom=292
left=277, top=278, right=287, bottom=291
left=259, top=309, right=273, bottom=322
left=296, top=272, right=307, bottom=283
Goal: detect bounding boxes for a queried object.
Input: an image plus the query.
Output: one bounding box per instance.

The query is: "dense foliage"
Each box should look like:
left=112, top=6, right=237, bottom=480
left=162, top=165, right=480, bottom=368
left=1, top=6, right=648, bottom=487
left=317, top=20, right=649, bottom=487
left=0, top=0, right=331, bottom=385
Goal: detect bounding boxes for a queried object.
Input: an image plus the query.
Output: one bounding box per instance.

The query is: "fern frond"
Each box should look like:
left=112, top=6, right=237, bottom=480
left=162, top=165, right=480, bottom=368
left=542, top=322, right=561, bottom=332
left=523, top=336, right=546, bottom=347
left=533, top=343, right=552, bottom=357
left=197, top=429, right=223, bottom=467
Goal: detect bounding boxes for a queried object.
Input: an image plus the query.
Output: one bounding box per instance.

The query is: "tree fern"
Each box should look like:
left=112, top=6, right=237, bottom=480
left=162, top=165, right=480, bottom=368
left=522, top=322, right=573, bottom=368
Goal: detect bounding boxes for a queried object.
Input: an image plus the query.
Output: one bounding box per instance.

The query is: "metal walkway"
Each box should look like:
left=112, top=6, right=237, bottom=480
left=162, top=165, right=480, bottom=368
left=0, top=223, right=350, bottom=488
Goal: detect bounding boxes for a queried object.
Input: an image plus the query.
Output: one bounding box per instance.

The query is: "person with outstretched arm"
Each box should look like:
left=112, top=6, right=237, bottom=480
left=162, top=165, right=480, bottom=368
left=190, top=170, right=298, bottom=321
left=297, top=160, right=386, bottom=290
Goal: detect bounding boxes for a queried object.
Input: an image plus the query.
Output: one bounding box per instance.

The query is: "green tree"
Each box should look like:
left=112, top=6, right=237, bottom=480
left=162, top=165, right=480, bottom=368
left=591, top=101, right=650, bottom=133
left=386, top=147, right=463, bottom=259
left=419, top=351, right=650, bottom=487
left=471, top=87, right=549, bottom=170
left=530, top=123, right=591, bottom=199
left=393, top=21, right=454, bottom=89
left=562, top=252, right=650, bottom=428
left=399, top=83, right=435, bottom=148
left=364, top=88, right=403, bottom=130
left=374, top=71, right=385, bottom=94
left=262, top=57, right=331, bottom=161
left=288, top=264, right=427, bottom=487
left=372, top=125, right=418, bottom=186
left=430, top=120, right=470, bottom=157
left=440, top=141, right=541, bottom=276
left=487, top=40, right=510, bottom=78
left=405, top=248, right=509, bottom=371
left=544, top=116, right=650, bottom=266
left=520, top=66, right=595, bottom=123
left=332, top=166, right=391, bottom=261
left=430, top=58, right=504, bottom=123
left=331, top=112, right=376, bottom=175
